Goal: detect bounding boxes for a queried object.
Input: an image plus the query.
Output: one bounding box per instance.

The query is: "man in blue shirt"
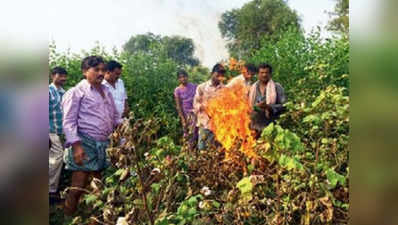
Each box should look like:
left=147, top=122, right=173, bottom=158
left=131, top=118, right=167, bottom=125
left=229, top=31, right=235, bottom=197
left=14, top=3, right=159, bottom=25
left=49, top=66, right=67, bottom=203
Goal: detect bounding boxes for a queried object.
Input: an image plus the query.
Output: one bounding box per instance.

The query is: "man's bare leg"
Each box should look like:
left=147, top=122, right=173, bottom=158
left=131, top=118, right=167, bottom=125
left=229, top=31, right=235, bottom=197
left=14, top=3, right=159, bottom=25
left=64, top=171, right=89, bottom=216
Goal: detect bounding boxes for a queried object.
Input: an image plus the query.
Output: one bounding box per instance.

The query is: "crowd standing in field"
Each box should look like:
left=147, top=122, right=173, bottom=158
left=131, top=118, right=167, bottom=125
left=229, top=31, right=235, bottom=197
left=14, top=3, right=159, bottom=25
left=48, top=55, right=286, bottom=215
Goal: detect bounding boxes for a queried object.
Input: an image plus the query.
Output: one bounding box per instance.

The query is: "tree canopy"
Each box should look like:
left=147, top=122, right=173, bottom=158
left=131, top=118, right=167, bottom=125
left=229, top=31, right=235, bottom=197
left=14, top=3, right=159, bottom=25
left=123, top=33, right=199, bottom=66
left=327, top=0, right=349, bottom=36
left=218, top=0, right=301, bottom=58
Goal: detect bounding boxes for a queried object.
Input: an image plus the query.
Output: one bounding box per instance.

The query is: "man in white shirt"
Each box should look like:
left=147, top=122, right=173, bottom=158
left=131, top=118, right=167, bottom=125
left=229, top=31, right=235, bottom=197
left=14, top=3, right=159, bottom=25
left=102, top=60, right=129, bottom=120
left=193, top=63, right=226, bottom=150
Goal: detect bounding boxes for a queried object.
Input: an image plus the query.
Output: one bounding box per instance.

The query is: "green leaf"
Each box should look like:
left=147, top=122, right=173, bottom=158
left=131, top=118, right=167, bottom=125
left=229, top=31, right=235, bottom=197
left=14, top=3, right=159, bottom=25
left=102, top=187, right=112, bottom=196
left=286, top=157, right=296, bottom=170
left=179, top=204, right=190, bottom=215
left=247, top=164, right=255, bottom=174
left=178, top=218, right=187, bottom=225
left=155, top=218, right=169, bottom=225
left=237, top=177, right=253, bottom=194
left=194, top=194, right=204, bottom=200
left=84, top=194, right=97, bottom=205
left=187, top=196, right=198, bottom=207
left=326, top=168, right=346, bottom=188
left=262, top=122, right=274, bottom=138
left=105, top=176, right=115, bottom=185
left=240, top=192, right=253, bottom=203
left=312, top=92, right=325, bottom=107
left=279, top=154, right=304, bottom=171
left=151, top=183, right=161, bottom=194
left=114, top=168, right=124, bottom=176
left=342, top=203, right=349, bottom=210
left=212, top=200, right=221, bottom=209
left=303, top=114, right=320, bottom=124
left=187, top=208, right=197, bottom=217
left=93, top=200, right=103, bottom=209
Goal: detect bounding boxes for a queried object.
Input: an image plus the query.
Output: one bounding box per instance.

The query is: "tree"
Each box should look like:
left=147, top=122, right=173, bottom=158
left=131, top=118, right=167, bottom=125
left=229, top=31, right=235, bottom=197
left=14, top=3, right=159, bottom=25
left=218, top=0, right=301, bottom=58
left=218, top=9, right=239, bottom=41
left=123, top=32, right=161, bottom=54
left=187, top=65, right=209, bottom=84
left=123, top=33, right=199, bottom=66
left=163, top=36, right=199, bottom=66
left=327, top=0, right=349, bottom=36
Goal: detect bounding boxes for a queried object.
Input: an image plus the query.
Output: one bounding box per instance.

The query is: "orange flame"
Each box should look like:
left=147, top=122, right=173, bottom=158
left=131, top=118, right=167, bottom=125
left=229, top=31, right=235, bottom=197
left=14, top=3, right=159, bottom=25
left=227, top=57, right=245, bottom=72
left=205, top=81, right=257, bottom=160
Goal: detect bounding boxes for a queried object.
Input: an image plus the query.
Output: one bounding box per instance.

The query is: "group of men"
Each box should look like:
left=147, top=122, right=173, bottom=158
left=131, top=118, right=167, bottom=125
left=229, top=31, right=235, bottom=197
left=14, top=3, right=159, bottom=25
left=174, top=62, right=286, bottom=151
left=49, top=56, right=129, bottom=215
left=49, top=57, right=286, bottom=216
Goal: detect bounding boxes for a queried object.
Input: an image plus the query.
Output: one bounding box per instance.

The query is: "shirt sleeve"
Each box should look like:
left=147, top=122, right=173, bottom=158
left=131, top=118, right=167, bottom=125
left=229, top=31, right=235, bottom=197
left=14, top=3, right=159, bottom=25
left=109, top=91, right=123, bottom=126
left=49, top=88, right=55, bottom=112
left=226, top=76, right=239, bottom=88
left=62, top=88, right=81, bottom=147
left=121, top=79, right=128, bottom=100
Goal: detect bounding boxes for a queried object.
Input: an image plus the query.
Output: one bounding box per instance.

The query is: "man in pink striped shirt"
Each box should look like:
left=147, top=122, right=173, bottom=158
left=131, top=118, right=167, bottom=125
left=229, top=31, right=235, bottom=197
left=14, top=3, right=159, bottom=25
left=62, top=56, right=121, bottom=215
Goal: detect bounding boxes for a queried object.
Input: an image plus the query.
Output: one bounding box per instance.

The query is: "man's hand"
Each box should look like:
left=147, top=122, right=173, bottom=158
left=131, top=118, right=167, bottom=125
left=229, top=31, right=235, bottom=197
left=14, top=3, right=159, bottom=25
left=256, top=101, right=272, bottom=110
left=199, top=105, right=206, bottom=112
left=256, top=100, right=267, bottom=109
left=264, top=104, right=272, bottom=112
left=256, top=101, right=272, bottom=119
left=264, top=104, right=272, bottom=119
left=72, top=142, right=86, bottom=166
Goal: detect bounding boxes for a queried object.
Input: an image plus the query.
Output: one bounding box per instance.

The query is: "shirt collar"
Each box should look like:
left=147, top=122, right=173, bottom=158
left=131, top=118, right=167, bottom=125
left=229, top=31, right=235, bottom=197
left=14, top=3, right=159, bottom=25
left=81, top=79, right=106, bottom=91
left=207, top=79, right=223, bottom=88
left=102, top=79, right=111, bottom=87
left=102, top=79, right=120, bottom=89
left=50, top=82, right=65, bottom=93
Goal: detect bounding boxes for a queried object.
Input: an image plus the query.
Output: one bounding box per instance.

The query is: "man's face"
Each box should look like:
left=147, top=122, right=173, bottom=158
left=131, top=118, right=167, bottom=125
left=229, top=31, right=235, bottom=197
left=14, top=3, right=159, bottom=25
left=52, top=73, right=67, bottom=87
left=212, top=71, right=226, bottom=85
left=258, top=67, right=271, bottom=83
left=84, top=63, right=106, bottom=86
left=242, top=67, right=254, bottom=81
left=177, top=74, right=188, bottom=85
left=105, top=67, right=122, bottom=83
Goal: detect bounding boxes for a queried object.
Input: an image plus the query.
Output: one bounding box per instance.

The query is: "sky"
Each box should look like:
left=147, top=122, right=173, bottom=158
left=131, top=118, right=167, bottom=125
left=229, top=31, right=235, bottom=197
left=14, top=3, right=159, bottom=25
left=45, top=0, right=338, bottom=68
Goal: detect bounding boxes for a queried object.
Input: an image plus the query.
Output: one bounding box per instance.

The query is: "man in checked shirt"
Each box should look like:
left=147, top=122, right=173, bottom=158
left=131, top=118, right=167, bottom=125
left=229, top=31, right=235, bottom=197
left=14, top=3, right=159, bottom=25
left=49, top=66, right=68, bottom=204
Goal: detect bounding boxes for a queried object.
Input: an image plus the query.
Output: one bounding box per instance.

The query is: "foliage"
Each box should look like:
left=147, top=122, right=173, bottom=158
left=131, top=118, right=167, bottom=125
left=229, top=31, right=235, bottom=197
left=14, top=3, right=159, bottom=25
left=249, top=28, right=349, bottom=99
left=218, top=0, right=301, bottom=58
left=123, top=33, right=199, bottom=66
left=327, top=0, right=349, bottom=36
left=123, top=33, right=161, bottom=54
left=185, top=65, right=209, bottom=84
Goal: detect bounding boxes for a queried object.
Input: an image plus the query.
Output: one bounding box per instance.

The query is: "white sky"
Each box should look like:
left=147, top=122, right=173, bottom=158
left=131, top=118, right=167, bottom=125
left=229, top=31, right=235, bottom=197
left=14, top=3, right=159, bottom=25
left=0, top=0, right=344, bottom=68
left=45, top=0, right=340, bottom=68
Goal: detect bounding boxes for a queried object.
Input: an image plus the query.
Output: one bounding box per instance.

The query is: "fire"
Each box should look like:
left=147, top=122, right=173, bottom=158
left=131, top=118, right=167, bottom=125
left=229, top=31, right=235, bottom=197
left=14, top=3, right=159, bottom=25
left=205, top=81, right=257, bottom=160
left=227, top=57, right=245, bottom=71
